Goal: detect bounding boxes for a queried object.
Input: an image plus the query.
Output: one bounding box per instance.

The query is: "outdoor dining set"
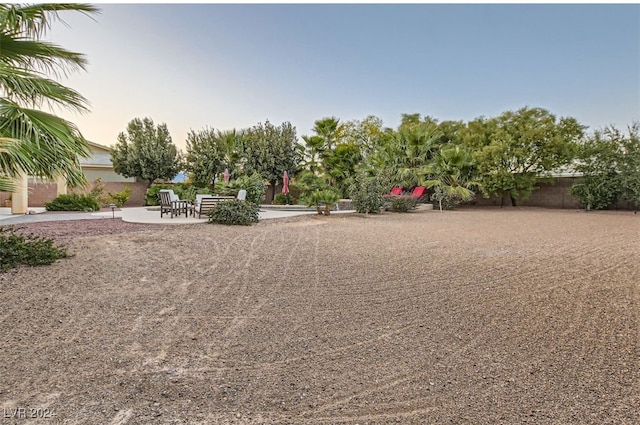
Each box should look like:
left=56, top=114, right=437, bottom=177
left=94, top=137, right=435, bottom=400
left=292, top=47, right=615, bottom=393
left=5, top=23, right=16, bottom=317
left=158, top=189, right=246, bottom=219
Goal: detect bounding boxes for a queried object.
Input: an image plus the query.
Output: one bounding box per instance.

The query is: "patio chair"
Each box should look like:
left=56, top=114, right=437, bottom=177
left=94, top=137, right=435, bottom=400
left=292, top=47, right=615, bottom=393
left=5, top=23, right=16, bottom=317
left=159, top=190, right=180, bottom=218
left=159, top=189, right=191, bottom=218
left=411, top=186, right=427, bottom=200
left=383, top=186, right=403, bottom=199
left=390, top=186, right=403, bottom=196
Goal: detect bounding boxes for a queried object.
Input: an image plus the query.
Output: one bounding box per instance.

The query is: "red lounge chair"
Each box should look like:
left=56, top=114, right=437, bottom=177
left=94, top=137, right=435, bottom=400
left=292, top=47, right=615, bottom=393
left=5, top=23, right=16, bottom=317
left=383, top=186, right=403, bottom=199
left=411, top=186, right=426, bottom=199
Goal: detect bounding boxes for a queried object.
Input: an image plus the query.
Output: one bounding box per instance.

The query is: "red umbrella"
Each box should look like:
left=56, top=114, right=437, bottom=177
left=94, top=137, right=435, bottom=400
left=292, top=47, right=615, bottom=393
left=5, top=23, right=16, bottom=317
left=223, top=168, right=230, bottom=183
left=282, top=171, right=290, bottom=195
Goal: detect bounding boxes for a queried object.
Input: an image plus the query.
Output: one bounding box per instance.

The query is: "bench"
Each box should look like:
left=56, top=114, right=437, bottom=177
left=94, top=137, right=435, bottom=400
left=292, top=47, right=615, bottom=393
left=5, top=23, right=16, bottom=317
left=194, top=196, right=235, bottom=218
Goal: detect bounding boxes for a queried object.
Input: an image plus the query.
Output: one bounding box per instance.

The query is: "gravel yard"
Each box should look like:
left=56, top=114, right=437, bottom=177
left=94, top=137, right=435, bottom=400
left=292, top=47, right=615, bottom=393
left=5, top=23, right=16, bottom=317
left=1, top=208, right=638, bottom=424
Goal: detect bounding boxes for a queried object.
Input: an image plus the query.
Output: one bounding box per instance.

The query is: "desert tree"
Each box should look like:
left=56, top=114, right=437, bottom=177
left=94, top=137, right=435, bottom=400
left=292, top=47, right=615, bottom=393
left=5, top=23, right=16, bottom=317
left=471, top=107, right=584, bottom=206
left=111, top=117, right=181, bottom=188
left=242, top=120, right=302, bottom=201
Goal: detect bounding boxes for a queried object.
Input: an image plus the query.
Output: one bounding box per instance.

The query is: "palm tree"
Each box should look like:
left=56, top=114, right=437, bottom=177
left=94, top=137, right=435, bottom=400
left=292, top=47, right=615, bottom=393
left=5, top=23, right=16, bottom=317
left=421, top=144, right=479, bottom=211
left=0, top=3, right=98, bottom=192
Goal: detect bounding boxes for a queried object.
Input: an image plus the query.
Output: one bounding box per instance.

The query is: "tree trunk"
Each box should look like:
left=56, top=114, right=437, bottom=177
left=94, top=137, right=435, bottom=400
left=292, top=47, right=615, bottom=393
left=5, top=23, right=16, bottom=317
left=510, top=194, right=517, bottom=207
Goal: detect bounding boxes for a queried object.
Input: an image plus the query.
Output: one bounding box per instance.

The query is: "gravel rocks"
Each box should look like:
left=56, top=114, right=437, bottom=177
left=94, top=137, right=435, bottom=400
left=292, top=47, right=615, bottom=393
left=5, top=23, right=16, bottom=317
left=1, top=208, right=638, bottom=424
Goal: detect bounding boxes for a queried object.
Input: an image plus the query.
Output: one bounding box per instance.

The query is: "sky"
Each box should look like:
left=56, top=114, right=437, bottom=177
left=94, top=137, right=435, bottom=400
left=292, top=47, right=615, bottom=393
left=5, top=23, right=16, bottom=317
left=45, top=3, right=640, bottom=150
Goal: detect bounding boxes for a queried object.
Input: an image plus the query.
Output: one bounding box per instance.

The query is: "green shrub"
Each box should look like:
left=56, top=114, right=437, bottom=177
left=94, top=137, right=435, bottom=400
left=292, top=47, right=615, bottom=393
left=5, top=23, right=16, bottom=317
left=387, top=195, right=418, bottom=212
left=348, top=172, right=388, bottom=214
left=145, top=184, right=173, bottom=206
left=107, top=185, right=132, bottom=207
left=89, top=178, right=109, bottom=206
left=208, top=200, right=259, bottom=226
left=273, top=193, right=296, bottom=205
left=570, top=175, right=620, bottom=211
left=216, top=172, right=266, bottom=204
left=296, top=170, right=327, bottom=193
left=302, top=189, right=340, bottom=215
left=430, top=187, right=461, bottom=210
left=45, top=194, right=99, bottom=212
left=0, top=226, right=69, bottom=271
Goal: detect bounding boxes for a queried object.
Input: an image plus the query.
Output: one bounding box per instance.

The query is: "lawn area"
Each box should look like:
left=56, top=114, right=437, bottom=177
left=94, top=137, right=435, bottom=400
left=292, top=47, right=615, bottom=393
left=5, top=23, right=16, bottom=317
left=1, top=208, right=638, bottom=424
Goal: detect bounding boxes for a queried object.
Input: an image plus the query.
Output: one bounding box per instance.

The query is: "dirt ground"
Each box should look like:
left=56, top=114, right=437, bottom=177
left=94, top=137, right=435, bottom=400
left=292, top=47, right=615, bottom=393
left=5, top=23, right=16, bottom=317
left=0, top=208, right=638, bottom=424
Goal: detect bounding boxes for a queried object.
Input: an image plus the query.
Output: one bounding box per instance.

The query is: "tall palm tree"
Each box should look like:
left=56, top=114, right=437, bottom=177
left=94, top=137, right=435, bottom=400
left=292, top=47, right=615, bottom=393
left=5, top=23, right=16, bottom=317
left=0, top=3, right=98, bottom=192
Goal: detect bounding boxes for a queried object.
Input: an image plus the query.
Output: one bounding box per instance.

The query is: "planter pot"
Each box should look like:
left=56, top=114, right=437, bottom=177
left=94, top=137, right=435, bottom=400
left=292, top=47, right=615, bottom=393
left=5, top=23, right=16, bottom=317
left=4, top=200, right=11, bottom=208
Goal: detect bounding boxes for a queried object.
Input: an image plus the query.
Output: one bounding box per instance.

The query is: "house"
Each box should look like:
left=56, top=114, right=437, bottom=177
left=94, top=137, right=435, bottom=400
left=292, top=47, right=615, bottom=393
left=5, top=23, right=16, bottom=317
left=1, top=141, right=147, bottom=213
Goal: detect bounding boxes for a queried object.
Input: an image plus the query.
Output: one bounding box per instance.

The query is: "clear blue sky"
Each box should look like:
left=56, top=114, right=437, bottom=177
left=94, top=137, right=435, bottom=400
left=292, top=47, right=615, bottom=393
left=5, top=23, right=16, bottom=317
left=47, top=3, right=640, bottom=150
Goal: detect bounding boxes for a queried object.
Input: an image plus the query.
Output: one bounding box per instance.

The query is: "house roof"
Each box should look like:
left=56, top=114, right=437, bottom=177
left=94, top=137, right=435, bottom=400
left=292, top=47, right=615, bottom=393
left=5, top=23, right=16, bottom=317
left=79, top=141, right=113, bottom=167
left=86, top=140, right=112, bottom=152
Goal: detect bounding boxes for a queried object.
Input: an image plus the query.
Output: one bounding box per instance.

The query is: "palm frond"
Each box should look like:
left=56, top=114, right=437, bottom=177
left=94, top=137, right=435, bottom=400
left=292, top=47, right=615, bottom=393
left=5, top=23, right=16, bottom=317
left=0, top=62, right=89, bottom=111
left=0, top=4, right=99, bottom=38
left=0, top=33, right=87, bottom=78
left=0, top=100, right=89, bottom=187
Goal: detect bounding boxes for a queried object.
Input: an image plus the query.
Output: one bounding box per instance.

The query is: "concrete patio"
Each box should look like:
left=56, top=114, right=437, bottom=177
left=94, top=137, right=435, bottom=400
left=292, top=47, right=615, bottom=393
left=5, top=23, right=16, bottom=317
left=0, top=206, right=354, bottom=225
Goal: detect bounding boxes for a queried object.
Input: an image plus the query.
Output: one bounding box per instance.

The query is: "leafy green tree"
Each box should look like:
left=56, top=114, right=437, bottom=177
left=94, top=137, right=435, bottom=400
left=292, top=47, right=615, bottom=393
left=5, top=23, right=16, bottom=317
left=0, top=3, right=98, bottom=192
left=323, top=142, right=362, bottom=197
left=301, top=134, right=324, bottom=173
left=111, top=117, right=181, bottom=188
left=570, top=123, right=640, bottom=210
left=184, top=127, right=225, bottom=187
left=217, top=128, right=247, bottom=179
left=367, top=119, right=441, bottom=188
left=242, top=120, right=301, bottom=201
left=618, top=123, right=640, bottom=210
left=340, top=115, right=387, bottom=154
left=472, top=107, right=584, bottom=206
left=422, top=144, right=479, bottom=211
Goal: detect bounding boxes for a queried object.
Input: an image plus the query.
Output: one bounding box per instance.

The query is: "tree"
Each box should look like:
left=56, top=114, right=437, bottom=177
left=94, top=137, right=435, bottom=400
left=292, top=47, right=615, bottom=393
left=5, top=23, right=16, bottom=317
left=368, top=118, right=441, bottom=188
left=422, top=144, right=479, bottom=211
left=184, top=127, right=226, bottom=187
left=301, top=134, right=324, bottom=173
left=0, top=3, right=99, bottom=192
left=323, top=142, right=362, bottom=198
left=111, top=117, right=180, bottom=188
left=242, top=120, right=301, bottom=201
left=570, top=128, right=622, bottom=210
left=472, top=107, right=584, bottom=206
left=618, top=123, right=640, bottom=210
left=570, top=123, right=640, bottom=210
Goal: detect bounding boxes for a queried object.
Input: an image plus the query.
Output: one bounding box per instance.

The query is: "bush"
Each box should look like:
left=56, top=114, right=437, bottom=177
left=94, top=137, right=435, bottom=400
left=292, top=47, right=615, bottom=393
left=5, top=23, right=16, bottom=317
left=296, top=170, right=327, bottom=193
left=0, top=226, right=69, bottom=271
left=145, top=184, right=173, bottom=206
left=107, top=185, right=132, bottom=207
left=387, top=195, right=418, bottom=212
left=216, top=172, right=266, bottom=204
left=273, top=193, right=296, bottom=205
left=570, top=175, right=620, bottom=211
left=89, top=178, right=109, bottom=206
left=430, top=187, right=462, bottom=210
left=348, top=172, right=388, bottom=214
left=208, top=200, right=259, bottom=226
left=45, top=194, right=99, bottom=212
left=303, top=189, right=340, bottom=215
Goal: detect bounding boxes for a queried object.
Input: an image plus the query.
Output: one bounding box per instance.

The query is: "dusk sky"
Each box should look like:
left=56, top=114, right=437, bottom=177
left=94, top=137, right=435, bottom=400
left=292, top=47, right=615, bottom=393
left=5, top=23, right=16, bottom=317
left=47, top=3, right=640, bottom=150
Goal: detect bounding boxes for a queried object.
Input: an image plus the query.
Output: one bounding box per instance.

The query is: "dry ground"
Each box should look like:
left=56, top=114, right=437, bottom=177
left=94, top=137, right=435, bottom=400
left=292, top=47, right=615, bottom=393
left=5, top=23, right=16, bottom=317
left=0, top=208, right=638, bottom=424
